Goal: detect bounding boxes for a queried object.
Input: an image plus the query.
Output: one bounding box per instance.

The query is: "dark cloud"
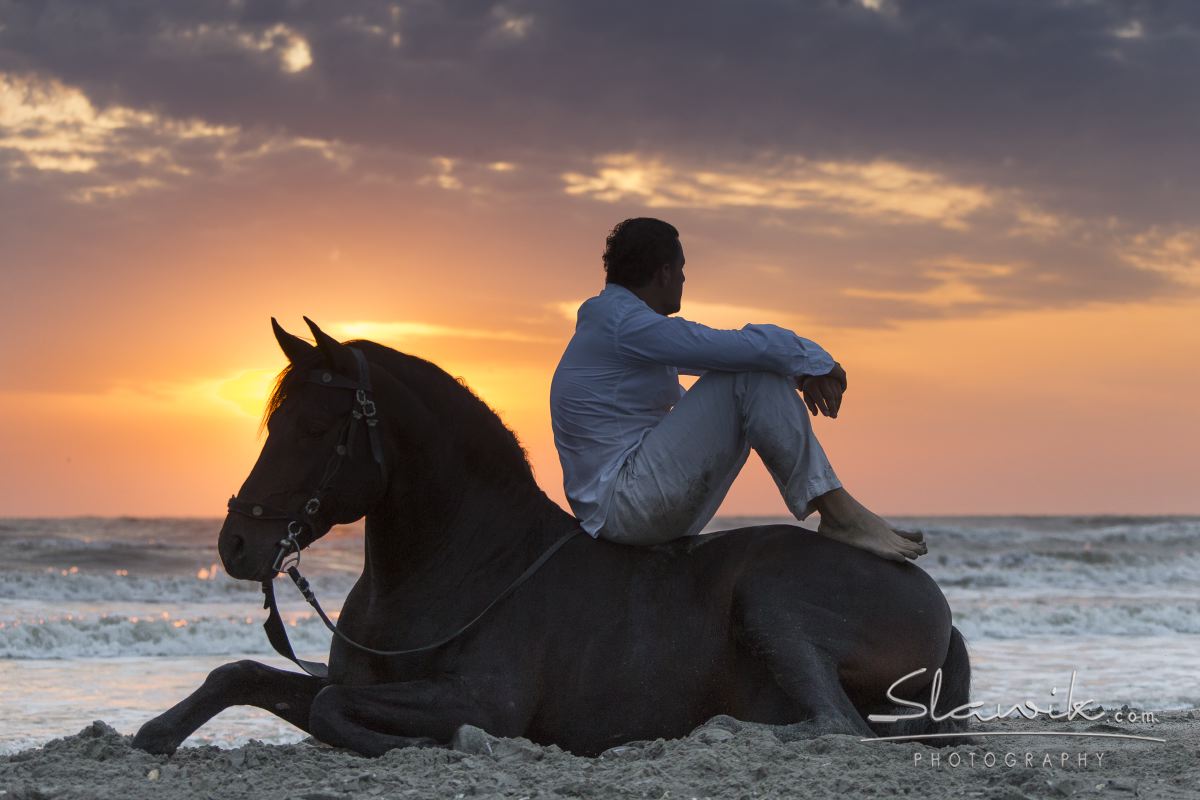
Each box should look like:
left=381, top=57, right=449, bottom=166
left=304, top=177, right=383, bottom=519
left=2, top=0, right=1198, bottom=220
left=1, top=0, right=1197, bottom=342
left=662, top=198, right=1182, bottom=330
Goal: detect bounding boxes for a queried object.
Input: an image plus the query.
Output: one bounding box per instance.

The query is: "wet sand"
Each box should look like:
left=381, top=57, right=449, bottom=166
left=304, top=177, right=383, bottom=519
left=1, top=710, right=1195, bottom=799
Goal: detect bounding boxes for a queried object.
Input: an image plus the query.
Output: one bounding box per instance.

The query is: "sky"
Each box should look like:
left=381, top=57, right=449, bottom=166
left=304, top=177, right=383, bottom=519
left=0, top=0, right=1197, bottom=518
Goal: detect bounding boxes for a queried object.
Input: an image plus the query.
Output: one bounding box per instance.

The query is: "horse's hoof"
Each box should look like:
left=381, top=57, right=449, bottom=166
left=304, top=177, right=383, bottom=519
left=132, top=720, right=180, bottom=756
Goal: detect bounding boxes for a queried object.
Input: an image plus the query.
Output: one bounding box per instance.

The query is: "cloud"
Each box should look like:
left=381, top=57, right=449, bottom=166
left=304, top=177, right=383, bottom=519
left=842, top=256, right=1016, bottom=308
left=331, top=320, right=556, bottom=344
left=0, top=71, right=352, bottom=202
left=1, top=0, right=1198, bottom=335
left=1111, top=20, right=1145, bottom=40
left=0, top=72, right=230, bottom=199
left=1120, top=228, right=1200, bottom=288
left=1008, top=206, right=1067, bottom=241
left=491, top=6, right=535, bottom=40
left=3, top=0, right=1198, bottom=226
left=0, top=371, right=272, bottom=420
left=159, top=21, right=313, bottom=74
left=419, top=157, right=463, bottom=191
left=563, top=153, right=995, bottom=229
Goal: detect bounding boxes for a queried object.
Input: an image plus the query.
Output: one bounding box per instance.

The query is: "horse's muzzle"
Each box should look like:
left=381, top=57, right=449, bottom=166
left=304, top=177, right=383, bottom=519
left=217, top=515, right=277, bottom=582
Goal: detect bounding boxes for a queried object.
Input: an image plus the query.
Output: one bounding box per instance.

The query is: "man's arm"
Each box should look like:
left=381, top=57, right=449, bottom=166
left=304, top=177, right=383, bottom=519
left=615, top=306, right=836, bottom=379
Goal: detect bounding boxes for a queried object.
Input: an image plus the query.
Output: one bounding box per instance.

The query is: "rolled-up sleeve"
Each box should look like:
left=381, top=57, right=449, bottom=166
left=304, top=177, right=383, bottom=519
left=614, top=307, right=835, bottom=377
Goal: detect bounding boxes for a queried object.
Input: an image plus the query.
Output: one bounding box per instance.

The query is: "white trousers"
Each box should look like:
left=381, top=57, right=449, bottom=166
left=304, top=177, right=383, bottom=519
left=596, top=370, right=842, bottom=546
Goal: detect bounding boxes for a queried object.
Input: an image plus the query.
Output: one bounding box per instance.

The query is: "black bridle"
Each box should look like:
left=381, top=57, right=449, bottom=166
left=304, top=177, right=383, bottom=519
left=225, top=346, right=578, bottom=679
left=227, top=347, right=387, bottom=574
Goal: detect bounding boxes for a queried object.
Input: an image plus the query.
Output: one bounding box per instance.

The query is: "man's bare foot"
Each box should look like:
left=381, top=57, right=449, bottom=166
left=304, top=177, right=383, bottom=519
left=817, top=517, right=926, bottom=562
left=811, top=488, right=928, bottom=562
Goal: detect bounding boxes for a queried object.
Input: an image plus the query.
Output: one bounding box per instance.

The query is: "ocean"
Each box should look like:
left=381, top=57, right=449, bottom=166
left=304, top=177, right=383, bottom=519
left=0, top=515, right=1196, bottom=754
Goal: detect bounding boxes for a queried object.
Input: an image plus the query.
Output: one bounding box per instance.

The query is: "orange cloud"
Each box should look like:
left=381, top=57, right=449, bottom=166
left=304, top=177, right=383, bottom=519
left=331, top=320, right=555, bottom=344
left=1121, top=227, right=1200, bottom=287
left=0, top=72, right=348, bottom=202
left=562, top=153, right=996, bottom=229
left=842, top=257, right=1020, bottom=308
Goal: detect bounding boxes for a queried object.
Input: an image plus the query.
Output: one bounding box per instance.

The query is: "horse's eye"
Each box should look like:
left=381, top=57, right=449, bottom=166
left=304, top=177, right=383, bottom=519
left=300, top=421, right=331, bottom=437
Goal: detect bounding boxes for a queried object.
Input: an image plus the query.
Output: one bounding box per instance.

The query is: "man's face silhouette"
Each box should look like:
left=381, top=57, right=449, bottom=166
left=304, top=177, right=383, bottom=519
left=664, top=242, right=686, bottom=315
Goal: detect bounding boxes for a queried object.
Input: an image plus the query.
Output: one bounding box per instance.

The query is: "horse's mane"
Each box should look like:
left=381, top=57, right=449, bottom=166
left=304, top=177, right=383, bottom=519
left=260, top=339, right=536, bottom=486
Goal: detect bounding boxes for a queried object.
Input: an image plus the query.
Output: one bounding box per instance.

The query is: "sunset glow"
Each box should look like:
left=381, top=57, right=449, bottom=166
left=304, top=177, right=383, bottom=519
left=1, top=3, right=1196, bottom=517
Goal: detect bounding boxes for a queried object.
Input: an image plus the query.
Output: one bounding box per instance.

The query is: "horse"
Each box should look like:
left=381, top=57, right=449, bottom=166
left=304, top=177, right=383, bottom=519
left=132, top=317, right=970, bottom=757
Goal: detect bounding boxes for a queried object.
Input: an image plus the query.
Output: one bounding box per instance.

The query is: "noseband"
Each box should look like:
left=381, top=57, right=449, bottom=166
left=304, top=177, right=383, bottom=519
left=224, top=346, right=580, bottom=679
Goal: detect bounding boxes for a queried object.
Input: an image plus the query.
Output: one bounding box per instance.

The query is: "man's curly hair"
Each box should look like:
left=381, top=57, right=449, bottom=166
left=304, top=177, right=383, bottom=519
left=603, top=218, right=680, bottom=288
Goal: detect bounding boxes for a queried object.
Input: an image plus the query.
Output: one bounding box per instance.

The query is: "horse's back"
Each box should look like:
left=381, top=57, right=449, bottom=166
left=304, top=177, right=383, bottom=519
left=578, top=522, right=951, bottom=643
left=650, top=522, right=944, bottom=593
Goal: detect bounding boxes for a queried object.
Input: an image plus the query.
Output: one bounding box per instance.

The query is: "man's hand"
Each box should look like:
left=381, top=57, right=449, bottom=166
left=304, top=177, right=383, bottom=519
left=796, top=362, right=847, bottom=418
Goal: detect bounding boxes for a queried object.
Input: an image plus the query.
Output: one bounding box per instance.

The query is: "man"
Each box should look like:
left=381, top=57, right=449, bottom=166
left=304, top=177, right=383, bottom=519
left=549, top=218, right=926, bottom=562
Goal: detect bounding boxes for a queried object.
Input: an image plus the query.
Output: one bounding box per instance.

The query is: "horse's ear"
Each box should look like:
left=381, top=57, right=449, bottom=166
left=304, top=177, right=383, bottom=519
left=303, top=316, right=356, bottom=373
left=272, top=317, right=316, bottom=365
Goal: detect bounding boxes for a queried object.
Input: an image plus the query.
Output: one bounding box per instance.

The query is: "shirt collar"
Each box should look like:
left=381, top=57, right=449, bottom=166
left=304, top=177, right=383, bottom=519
left=601, top=282, right=640, bottom=301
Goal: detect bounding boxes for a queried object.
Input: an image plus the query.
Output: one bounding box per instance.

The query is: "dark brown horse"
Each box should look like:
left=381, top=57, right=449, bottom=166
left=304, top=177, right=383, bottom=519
left=132, top=317, right=970, bottom=757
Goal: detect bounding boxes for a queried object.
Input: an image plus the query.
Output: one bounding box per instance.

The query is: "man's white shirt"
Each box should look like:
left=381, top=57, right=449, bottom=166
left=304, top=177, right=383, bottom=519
left=550, top=283, right=835, bottom=536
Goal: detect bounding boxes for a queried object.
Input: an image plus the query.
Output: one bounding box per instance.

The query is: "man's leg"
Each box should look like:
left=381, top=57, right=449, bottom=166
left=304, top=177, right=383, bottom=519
left=727, top=371, right=926, bottom=560
left=597, top=371, right=755, bottom=546
left=728, top=372, right=926, bottom=559
left=599, top=371, right=926, bottom=561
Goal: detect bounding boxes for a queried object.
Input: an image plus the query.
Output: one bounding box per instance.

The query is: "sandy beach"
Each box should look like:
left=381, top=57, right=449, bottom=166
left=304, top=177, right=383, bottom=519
left=2, top=709, right=1195, bottom=800
left=3, top=516, right=1197, bottom=798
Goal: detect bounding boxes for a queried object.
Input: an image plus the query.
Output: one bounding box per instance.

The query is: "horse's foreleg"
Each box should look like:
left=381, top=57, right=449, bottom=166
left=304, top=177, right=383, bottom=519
left=132, top=660, right=324, bottom=755
left=309, top=678, right=507, bottom=757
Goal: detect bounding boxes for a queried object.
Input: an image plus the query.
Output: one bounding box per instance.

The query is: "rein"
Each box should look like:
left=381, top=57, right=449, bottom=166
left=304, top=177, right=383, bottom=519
left=261, top=530, right=578, bottom=678
left=227, top=346, right=580, bottom=679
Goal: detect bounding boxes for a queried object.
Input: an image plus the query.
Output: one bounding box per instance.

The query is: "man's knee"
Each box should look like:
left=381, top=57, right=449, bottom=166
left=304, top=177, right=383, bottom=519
left=694, top=370, right=792, bottom=390
left=729, top=370, right=796, bottom=399
left=689, top=371, right=797, bottom=415
left=743, top=370, right=795, bottom=389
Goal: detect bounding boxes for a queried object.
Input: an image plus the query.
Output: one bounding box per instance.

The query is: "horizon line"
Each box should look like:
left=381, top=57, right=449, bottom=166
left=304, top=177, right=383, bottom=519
left=2, top=511, right=1199, bottom=521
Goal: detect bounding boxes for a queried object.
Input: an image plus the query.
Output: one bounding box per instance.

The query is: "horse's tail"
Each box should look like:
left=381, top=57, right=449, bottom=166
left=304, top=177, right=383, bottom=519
left=868, top=625, right=972, bottom=745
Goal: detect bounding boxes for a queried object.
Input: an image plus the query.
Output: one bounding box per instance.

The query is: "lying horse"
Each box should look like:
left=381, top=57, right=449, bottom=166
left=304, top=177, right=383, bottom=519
left=133, top=317, right=970, bottom=757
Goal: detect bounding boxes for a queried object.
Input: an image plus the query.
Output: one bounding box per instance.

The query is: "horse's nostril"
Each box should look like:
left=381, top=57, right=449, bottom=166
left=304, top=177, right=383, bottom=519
left=218, top=528, right=245, bottom=569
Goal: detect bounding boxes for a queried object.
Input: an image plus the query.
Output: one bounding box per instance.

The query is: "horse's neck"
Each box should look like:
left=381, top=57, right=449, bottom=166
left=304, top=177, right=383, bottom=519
left=361, top=475, right=575, bottom=596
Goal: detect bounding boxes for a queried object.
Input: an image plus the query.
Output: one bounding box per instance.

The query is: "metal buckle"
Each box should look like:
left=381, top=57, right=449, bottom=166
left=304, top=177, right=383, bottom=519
left=356, top=389, right=376, bottom=418
left=271, top=525, right=303, bottom=573
left=274, top=549, right=301, bottom=574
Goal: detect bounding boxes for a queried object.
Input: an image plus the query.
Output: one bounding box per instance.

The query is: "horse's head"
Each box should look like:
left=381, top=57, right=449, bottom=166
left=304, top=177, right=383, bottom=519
left=218, top=317, right=391, bottom=582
